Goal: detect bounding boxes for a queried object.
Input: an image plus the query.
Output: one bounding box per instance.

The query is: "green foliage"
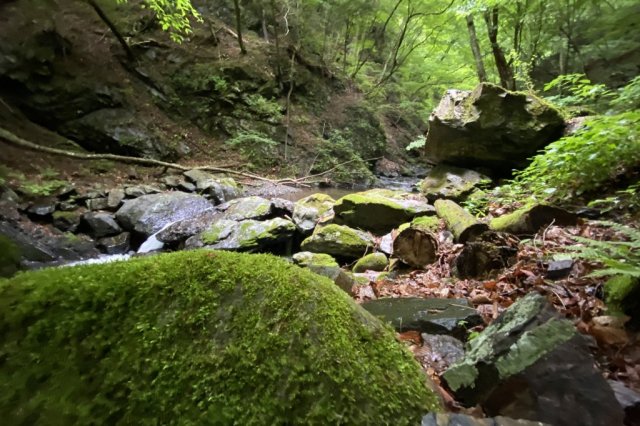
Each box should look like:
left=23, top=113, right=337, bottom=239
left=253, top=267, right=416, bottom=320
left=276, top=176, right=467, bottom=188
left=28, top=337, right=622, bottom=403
left=0, top=250, right=440, bottom=424
left=116, top=0, right=201, bottom=42
left=242, top=94, right=283, bottom=122
left=567, top=221, right=640, bottom=279
left=313, top=132, right=375, bottom=185
left=611, top=76, right=640, bottom=112
left=497, top=111, right=640, bottom=205
left=588, top=181, right=640, bottom=214
left=0, top=235, right=21, bottom=278
left=544, top=73, right=613, bottom=112
left=405, top=135, right=426, bottom=152
left=225, top=131, right=280, bottom=170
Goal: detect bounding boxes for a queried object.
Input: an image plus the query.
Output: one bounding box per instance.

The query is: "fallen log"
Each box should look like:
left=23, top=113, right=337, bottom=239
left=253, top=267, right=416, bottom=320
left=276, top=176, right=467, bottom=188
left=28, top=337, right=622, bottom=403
left=434, top=199, right=488, bottom=243
left=392, top=226, right=438, bottom=269
left=489, top=204, right=578, bottom=236
left=455, top=231, right=518, bottom=278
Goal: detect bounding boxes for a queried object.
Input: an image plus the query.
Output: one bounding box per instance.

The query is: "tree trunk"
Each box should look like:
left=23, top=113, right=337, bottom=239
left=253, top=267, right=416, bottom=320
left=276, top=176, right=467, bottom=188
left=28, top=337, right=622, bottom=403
left=465, top=14, right=487, bottom=82
left=87, top=0, right=136, bottom=62
left=434, top=199, right=488, bottom=244
left=284, top=49, right=296, bottom=161
left=393, top=228, right=438, bottom=268
left=232, top=0, right=247, bottom=54
left=483, top=7, right=515, bottom=90
left=261, top=7, right=269, bottom=42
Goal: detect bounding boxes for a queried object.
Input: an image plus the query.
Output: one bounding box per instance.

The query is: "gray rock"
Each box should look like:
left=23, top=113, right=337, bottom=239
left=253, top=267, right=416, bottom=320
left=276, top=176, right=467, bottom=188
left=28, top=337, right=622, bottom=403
left=107, top=188, right=126, bottom=210
left=196, top=218, right=296, bottom=252
left=1, top=187, right=20, bottom=203
left=421, top=334, right=466, bottom=372
left=52, top=210, right=83, bottom=232
left=82, top=212, right=122, bottom=238
left=97, top=232, right=131, bottom=255
left=270, top=198, right=295, bottom=217
left=219, top=196, right=273, bottom=221
left=86, top=198, right=109, bottom=211
left=421, top=413, right=548, bottom=426
left=300, top=224, right=375, bottom=260
left=424, top=83, right=565, bottom=172
left=57, top=200, right=78, bottom=212
left=609, top=380, right=640, bottom=426
left=442, top=293, right=623, bottom=426
left=27, top=202, right=56, bottom=218
left=292, top=193, right=335, bottom=234
left=116, top=192, right=212, bottom=237
left=156, top=208, right=219, bottom=244
left=124, top=185, right=161, bottom=199
left=183, top=170, right=242, bottom=204
left=333, top=189, right=435, bottom=235
left=179, top=181, right=196, bottom=193
left=292, top=251, right=339, bottom=268
left=546, top=259, right=574, bottom=280
left=160, top=175, right=186, bottom=189
left=361, top=297, right=482, bottom=338
left=419, top=165, right=491, bottom=202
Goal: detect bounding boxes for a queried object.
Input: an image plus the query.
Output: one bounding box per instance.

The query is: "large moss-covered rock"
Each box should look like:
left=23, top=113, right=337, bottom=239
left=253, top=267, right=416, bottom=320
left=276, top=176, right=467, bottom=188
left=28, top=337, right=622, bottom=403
left=424, top=83, right=565, bottom=172
left=218, top=196, right=273, bottom=221
left=197, top=218, right=296, bottom=252
left=420, top=165, right=491, bottom=202
left=115, top=192, right=213, bottom=237
left=334, top=189, right=435, bottom=235
left=442, top=293, right=622, bottom=425
left=0, top=250, right=440, bottom=424
left=301, top=224, right=375, bottom=259
left=353, top=252, right=388, bottom=273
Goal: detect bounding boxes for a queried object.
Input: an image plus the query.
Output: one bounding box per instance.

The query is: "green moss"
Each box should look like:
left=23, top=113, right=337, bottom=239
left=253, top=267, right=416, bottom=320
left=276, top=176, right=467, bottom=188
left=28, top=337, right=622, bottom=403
left=605, top=275, right=640, bottom=315
left=353, top=253, right=388, bottom=273
left=201, top=220, right=234, bottom=245
left=0, top=250, right=439, bottom=424
left=300, top=224, right=375, bottom=259
left=292, top=251, right=339, bottom=268
left=411, top=216, right=441, bottom=233
left=0, top=235, right=21, bottom=277
left=52, top=211, right=79, bottom=221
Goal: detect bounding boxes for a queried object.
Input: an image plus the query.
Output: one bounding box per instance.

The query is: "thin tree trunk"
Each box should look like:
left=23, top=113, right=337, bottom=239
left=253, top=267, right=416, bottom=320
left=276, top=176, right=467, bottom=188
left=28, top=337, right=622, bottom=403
left=284, top=49, right=296, bottom=161
left=232, top=0, right=247, bottom=54
left=465, top=14, right=487, bottom=82
left=87, top=0, right=136, bottom=62
left=261, top=8, right=269, bottom=42
left=483, top=7, right=515, bottom=90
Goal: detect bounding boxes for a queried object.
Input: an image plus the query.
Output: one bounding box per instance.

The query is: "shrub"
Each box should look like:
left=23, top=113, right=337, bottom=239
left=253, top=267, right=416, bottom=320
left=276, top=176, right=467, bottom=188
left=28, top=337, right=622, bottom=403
left=0, top=250, right=440, bottom=425
left=225, top=131, right=280, bottom=170
left=312, top=132, right=376, bottom=185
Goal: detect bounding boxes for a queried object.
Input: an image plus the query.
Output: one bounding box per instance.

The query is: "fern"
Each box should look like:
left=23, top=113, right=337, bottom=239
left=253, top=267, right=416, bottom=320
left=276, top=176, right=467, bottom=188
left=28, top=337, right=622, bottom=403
left=567, top=221, right=640, bottom=279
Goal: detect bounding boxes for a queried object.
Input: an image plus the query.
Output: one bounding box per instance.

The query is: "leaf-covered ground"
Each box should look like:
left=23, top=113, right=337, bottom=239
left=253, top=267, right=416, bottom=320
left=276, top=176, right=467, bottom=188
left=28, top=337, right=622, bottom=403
left=353, top=220, right=640, bottom=411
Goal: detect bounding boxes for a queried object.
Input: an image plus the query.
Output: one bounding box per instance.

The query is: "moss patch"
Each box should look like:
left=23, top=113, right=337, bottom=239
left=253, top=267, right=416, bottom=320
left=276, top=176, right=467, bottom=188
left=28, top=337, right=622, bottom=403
left=353, top=253, right=388, bottom=273
left=0, top=235, right=21, bottom=277
left=0, top=250, right=440, bottom=424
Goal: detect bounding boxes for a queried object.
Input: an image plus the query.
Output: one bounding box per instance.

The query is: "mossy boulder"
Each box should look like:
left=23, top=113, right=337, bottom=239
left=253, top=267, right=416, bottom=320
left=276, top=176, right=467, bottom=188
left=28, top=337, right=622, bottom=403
left=292, top=251, right=339, bottom=268
left=184, top=170, right=242, bottom=204
left=334, top=189, right=435, bottom=235
left=300, top=224, right=375, bottom=259
left=0, top=235, right=21, bottom=277
left=605, top=275, right=640, bottom=322
left=0, top=250, right=440, bottom=424
left=353, top=252, right=388, bottom=273
left=198, top=218, right=296, bottom=252
left=419, top=165, right=491, bottom=202
left=424, top=83, right=565, bottom=173
left=219, top=196, right=273, bottom=221
left=292, top=193, right=336, bottom=234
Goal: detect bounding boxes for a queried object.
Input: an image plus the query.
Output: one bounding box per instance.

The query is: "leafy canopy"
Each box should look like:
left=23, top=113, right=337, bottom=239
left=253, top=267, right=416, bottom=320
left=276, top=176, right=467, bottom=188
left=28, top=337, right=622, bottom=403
left=115, top=0, right=201, bottom=42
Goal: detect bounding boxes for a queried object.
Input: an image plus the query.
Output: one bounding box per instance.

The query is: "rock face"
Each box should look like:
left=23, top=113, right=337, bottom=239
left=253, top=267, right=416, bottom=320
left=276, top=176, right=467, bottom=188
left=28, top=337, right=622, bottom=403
left=420, top=165, right=491, bottom=202
left=334, top=189, right=435, bottom=235
left=424, top=83, right=565, bottom=172
left=361, top=298, right=482, bottom=338
left=115, top=192, right=213, bottom=237
left=301, top=224, right=375, bottom=259
left=0, top=250, right=440, bottom=424
left=442, top=293, right=623, bottom=426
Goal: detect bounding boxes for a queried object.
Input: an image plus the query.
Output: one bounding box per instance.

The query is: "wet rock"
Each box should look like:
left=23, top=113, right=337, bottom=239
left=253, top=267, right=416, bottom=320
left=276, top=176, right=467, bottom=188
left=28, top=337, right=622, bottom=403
left=420, top=165, right=491, bottom=202
left=362, top=298, right=482, bottom=338
left=442, top=293, right=623, bottom=426
left=82, top=212, right=122, bottom=238
left=292, top=251, right=339, bottom=268
left=52, top=210, right=83, bottom=232
left=116, top=192, right=212, bottom=237
left=334, top=189, right=435, bottom=235
left=156, top=208, right=219, bottom=244
left=107, top=188, right=125, bottom=210
left=26, top=202, right=56, bottom=219
left=97, top=232, right=131, bottom=255
left=124, top=185, right=161, bottom=199
left=183, top=170, right=242, bottom=203
left=195, top=218, right=296, bottom=252
left=421, top=413, right=549, bottom=426
left=292, top=193, right=335, bottom=234
left=219, top=196, right=273, bottom=221
left=300, top=224, right=375, bottom=260
left=353, top=252, right=388, bottom=273
left=86, top=197, right=109, bottom=211
left=424, top=83, right=565, bottom=172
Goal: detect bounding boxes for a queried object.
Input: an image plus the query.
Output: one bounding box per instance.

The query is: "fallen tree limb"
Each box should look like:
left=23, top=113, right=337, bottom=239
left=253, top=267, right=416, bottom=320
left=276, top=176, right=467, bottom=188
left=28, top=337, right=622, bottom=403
left=434, top=199, right=488, bottom=243
left=0, top=127, right=275, bottom=183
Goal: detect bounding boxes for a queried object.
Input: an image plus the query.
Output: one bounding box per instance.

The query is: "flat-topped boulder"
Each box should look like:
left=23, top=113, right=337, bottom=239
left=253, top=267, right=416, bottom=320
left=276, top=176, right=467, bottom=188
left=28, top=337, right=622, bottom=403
left=334, top=189, right=435, bottom=235
left=424, top=83, right=565, bottom=172
left=419, top=165, right=491, bottom=202
left=300, top=224, right=375, bottom=260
